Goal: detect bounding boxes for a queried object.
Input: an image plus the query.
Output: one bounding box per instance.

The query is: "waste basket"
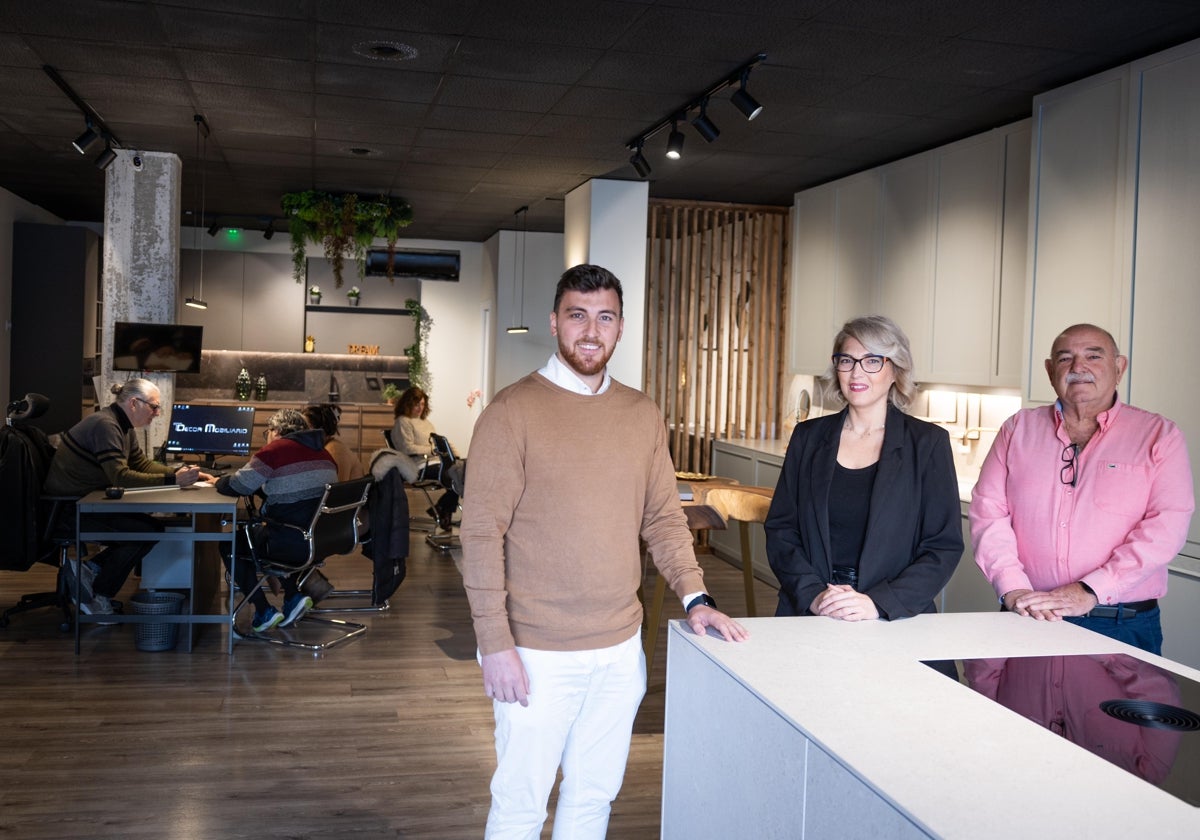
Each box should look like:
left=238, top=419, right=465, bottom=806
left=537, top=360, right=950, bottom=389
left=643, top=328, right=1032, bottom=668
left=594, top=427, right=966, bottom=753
left=130, top=591, right=185, bottom=652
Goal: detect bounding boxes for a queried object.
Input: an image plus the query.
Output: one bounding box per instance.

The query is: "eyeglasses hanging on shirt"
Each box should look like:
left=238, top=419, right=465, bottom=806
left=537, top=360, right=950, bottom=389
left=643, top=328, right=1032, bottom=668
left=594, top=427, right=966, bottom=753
left=1060, top=443, right=1079, bottom=487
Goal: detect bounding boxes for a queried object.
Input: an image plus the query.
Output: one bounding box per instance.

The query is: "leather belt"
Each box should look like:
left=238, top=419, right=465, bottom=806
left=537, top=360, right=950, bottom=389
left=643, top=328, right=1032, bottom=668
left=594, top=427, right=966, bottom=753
left=1086, top=599, right=1157, bottom=620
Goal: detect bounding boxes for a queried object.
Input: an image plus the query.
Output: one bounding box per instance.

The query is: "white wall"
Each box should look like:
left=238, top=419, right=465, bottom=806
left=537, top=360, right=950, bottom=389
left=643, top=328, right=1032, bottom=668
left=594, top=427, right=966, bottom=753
left=0, top=186, right=64, bottom=406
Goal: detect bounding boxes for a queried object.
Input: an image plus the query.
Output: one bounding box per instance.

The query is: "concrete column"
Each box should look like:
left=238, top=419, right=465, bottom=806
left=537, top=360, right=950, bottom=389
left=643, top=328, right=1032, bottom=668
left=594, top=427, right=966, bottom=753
left=563, top=179, right=649, bottom=390
left=100, top=149, right=181, bottom=453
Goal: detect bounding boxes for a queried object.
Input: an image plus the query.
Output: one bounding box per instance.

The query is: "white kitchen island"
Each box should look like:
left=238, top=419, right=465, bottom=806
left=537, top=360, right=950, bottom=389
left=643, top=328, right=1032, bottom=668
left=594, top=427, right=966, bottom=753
left=662, top=613, right=1200, bottom=838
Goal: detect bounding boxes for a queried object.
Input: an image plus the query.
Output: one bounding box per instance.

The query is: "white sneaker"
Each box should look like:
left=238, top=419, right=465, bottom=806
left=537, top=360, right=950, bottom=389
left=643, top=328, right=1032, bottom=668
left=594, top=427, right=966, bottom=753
left=80, top=594, right=118, bottom=625
left=62, top=559, right=95, bottom=605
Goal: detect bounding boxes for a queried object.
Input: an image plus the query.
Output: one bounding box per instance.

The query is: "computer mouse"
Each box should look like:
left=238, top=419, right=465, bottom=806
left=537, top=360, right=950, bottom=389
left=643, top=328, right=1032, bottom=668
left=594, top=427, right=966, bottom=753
left=105, top=486, right=124, bottom=499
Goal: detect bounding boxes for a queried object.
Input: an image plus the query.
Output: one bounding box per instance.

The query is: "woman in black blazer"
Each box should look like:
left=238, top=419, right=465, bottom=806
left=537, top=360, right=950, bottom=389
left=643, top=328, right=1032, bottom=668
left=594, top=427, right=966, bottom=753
left=765, top=316, right=962, bottom=620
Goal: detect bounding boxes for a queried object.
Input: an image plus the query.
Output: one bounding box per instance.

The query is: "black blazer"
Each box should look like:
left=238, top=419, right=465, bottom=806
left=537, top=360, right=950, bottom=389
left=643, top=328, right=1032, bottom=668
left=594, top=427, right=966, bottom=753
left=765, top=404, right=963, bottom=619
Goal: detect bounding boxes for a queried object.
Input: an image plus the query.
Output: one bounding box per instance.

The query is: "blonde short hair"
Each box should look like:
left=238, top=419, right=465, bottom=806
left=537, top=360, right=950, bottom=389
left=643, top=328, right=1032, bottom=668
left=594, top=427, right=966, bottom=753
left=819, top=315, right=917, bottom=411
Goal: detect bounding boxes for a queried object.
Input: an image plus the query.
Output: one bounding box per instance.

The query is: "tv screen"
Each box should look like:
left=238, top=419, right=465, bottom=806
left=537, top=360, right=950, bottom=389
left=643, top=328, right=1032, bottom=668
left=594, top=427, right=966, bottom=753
left=165, top=404, right=255, bottom=459
left=113, top=322, right=203, bottom=373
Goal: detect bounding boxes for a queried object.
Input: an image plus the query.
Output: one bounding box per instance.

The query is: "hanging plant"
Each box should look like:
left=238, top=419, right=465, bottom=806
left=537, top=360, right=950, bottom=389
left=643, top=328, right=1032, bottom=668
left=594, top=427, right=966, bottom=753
left=404, top=298, right=433, bottom=392
left=281, top=190, right=414, bottom=287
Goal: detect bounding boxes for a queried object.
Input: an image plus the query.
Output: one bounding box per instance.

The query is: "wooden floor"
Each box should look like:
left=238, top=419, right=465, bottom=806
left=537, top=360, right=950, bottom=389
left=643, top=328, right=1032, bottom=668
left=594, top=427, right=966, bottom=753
left=0, top=523, right=779, bottom=839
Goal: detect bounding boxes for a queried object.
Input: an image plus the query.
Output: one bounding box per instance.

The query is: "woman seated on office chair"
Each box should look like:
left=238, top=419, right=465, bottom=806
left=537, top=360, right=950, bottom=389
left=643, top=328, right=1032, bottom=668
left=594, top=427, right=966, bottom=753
left=302, top=403, right=364, bottom=482
left=391, top=386, right=460, bottom=530
left=215, top=408, right=338, bottom=633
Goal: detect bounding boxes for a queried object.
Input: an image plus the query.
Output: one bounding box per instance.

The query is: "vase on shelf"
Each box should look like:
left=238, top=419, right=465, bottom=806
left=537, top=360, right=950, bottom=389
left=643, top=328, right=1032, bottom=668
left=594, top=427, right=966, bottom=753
left=348, top=296, right=360, bottom=307
left=310, top=293, right=321, bottom=305
left=255, top=374, right=268, bottom=401
left=235, top=368, right=251, bottom=401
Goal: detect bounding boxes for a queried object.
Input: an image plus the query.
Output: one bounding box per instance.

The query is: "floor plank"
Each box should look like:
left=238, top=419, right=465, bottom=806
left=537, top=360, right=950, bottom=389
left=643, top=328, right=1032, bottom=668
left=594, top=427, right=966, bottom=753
left=0, top=524, right=778, bottom=839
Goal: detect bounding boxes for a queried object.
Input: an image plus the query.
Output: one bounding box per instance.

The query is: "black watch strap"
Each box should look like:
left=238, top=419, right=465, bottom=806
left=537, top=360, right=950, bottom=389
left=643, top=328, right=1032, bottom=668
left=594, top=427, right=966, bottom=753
left=685, top=593, right=717, bottom=612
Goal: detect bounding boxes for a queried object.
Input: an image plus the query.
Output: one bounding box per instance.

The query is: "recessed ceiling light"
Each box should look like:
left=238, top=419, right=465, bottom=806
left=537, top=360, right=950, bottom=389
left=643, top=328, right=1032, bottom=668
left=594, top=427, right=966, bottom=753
left=353, top=41, right=419, bottom=62
left=347, top=147, right=375, bottom=156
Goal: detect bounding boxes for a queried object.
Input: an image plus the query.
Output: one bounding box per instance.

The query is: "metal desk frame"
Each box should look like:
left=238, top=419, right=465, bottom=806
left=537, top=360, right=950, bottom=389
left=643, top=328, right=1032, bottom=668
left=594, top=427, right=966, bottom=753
left=74, top=485, right=238, bottom=654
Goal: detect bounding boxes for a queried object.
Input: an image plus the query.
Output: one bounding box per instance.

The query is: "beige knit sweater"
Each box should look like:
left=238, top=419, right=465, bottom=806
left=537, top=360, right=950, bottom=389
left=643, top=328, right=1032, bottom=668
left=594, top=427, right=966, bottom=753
left=460, top=372, right=705, bottom=654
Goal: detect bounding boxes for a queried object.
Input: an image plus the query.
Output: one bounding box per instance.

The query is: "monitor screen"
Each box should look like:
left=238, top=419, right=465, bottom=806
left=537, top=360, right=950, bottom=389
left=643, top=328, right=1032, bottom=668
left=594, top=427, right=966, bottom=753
left=112, top=322, right=203, bottom=373
left=165, top=403, right=255, bottom=457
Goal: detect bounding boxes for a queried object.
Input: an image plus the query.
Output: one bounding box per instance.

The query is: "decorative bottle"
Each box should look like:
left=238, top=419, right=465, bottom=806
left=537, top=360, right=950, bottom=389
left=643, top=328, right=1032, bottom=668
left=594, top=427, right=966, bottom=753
left=255, top=374, right=268, bottom=401
left=235, top=367, right=251, bottom=401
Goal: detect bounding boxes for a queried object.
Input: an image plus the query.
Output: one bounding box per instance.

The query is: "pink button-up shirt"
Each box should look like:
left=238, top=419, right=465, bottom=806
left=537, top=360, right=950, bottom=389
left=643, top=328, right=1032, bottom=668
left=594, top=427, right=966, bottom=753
left=970, top=397, right=1193, bottom=605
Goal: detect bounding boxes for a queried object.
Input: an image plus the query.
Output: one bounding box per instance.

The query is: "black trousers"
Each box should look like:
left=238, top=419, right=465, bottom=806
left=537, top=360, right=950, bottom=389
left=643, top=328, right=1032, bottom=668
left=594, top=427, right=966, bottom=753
left=80, top=512, right=163, bottom=598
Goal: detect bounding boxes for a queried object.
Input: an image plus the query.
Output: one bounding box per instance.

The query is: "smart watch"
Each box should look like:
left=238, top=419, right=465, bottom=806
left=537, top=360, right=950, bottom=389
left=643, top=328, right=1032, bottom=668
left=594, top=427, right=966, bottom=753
left=685, top=593, right=717, bottom=612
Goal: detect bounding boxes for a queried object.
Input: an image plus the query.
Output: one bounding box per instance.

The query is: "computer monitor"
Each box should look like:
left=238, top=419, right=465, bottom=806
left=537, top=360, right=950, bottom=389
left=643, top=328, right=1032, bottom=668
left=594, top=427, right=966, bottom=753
left=165, top=403, right=255, bottom=468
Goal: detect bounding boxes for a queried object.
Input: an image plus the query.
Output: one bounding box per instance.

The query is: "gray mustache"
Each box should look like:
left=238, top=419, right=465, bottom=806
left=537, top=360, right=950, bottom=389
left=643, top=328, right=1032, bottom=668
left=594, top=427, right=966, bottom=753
left=1066, top=372, right=1096, bottom=384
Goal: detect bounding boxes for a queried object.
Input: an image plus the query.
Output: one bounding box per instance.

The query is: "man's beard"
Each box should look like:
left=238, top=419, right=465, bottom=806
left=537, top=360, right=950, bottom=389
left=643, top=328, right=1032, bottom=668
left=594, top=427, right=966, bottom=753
left=559, top=338, right=612, bottom=378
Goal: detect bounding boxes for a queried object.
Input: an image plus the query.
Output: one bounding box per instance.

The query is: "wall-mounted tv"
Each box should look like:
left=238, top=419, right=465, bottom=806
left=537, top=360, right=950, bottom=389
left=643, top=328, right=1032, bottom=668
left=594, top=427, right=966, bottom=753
left=112, top=322, right=203, bottom=373
left=165, top=403, right=255, bottom=467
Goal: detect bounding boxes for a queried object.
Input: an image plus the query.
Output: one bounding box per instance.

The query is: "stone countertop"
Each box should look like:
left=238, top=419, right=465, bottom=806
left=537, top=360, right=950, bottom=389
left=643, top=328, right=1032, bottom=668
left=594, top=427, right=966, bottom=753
left=668, top=613, right=1200, bottom=838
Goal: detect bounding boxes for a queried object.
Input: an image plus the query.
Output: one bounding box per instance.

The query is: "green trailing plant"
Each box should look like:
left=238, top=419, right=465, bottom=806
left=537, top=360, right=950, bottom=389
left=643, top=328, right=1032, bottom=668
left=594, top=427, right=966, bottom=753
left=404, top=298, right=433, bottom=392
left=281, top=191, right=414, bottom=287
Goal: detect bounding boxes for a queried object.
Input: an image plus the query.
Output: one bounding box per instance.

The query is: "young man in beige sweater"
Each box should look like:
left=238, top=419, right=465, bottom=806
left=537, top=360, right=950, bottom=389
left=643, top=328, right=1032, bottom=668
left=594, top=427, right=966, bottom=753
left=460, top=264, right=748, bottom=839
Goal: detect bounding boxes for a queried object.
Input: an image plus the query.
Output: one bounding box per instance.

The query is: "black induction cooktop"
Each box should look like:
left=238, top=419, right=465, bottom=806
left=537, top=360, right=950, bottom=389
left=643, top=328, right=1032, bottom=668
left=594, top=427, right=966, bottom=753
left=924, top=653, right=1200, bottom=807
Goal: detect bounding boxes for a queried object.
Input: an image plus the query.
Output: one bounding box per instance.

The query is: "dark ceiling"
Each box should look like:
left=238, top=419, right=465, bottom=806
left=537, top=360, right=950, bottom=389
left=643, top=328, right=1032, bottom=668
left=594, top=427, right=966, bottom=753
left=4, top=0, right=1200, bottom=242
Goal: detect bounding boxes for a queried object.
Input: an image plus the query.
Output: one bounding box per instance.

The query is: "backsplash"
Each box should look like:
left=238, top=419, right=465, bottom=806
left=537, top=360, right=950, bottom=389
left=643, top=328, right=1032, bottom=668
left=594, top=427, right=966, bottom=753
left=783, top=373, right=1022, bottom=487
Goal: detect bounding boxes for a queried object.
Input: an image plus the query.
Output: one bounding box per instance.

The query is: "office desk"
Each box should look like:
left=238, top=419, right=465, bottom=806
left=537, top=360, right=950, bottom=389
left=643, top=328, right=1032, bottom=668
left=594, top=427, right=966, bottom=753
left=74, top=484, right=238, bottom=654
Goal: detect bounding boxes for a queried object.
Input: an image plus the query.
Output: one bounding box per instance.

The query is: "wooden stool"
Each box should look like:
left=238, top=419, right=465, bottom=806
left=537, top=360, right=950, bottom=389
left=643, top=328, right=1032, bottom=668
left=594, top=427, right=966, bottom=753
left=700, top=486, right=774, bottom=618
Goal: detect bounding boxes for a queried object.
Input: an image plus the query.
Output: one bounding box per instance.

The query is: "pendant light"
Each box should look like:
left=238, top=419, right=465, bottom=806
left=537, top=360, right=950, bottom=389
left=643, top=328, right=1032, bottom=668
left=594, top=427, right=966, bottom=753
left=506, top=205, right=530, bottom=334
left=185, top=114, right=209, bottom=310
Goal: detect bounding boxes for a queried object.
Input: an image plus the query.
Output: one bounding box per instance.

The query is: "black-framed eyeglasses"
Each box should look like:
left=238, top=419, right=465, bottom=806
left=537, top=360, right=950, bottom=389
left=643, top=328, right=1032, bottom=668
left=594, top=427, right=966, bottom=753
left=832, top=353, right=888, bottom=374
left=1060, top=443, right=1079, bottom=487
left=135, top=397, right=162, bottom=413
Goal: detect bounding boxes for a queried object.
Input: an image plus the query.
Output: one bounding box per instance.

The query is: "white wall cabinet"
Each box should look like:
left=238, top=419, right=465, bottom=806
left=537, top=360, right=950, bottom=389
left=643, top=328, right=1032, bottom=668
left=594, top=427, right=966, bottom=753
left=788, top=172, right=879, bottom=374
left=1025, top=68, right=1134, bottom=404
left=789, top=122, right=1028, bottom=388
left=1124, top=40, right=1200, bottom=560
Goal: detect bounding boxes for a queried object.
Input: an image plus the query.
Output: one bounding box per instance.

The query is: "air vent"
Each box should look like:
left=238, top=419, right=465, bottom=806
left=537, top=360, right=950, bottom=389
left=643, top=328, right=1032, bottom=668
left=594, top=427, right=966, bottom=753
left=1100, top=699, right=1200, bottom=731
left=366, top=249, right=460, bottom=281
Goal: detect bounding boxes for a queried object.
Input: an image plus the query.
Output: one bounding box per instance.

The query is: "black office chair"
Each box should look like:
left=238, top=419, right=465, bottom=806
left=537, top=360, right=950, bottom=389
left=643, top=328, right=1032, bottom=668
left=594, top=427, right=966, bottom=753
left=1, top=393, right=74, bottom=631
left=233, top=475, right=373, bottom=651
left=382, top=428, right=442, bottom=533
left=425, top=433, right=462, bottom=552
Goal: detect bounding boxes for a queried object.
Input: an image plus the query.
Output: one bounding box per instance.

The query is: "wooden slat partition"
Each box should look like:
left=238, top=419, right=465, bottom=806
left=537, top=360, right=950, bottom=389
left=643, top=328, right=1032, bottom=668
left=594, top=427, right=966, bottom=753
left=644, top=200, right=790, bottom=475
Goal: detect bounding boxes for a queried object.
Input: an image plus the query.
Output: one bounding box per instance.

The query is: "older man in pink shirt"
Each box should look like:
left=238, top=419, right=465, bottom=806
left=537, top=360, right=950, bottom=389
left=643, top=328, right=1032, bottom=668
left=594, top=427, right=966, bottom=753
left=970, top=323, right=1193, bottom=653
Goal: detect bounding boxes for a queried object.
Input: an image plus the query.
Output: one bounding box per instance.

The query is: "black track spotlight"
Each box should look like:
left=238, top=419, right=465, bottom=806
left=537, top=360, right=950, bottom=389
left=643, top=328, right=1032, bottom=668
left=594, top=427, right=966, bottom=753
left=666, top=122, right=685, bottom=160
left=691, top=99, right=720, bottom=143
left=731, top=78, right=763, bottom=120
left=207, top=222, right=221, bottom=237
left=72, top=124, right=100, bottom=155
left=629, top=144, right=652, bottom=178
left=94, top=145, right=117, bottom=170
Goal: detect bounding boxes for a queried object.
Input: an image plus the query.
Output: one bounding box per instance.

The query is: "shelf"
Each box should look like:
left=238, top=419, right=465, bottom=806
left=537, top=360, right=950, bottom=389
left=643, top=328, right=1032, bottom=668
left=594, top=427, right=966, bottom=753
left=305, top=304, right=412, bottom=315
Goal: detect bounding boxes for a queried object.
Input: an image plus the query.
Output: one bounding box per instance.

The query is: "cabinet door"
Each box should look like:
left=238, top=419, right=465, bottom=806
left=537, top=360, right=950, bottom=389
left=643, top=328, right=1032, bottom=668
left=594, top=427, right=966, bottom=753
left=1127, top=42, right=1200, bottom=558
left=1026, top=68, right=1134, bottom=403
left=994, top=124, right=1031, bottom=387
left=878, top=154, right=935, bottom=376
left=928, top=133, right=1004, bottom=385
left=179, top=250, right=244, bottom=351
left=789, top=183, right=838, bottom=373
left=833, top=171, right=880, bottom=323
left=242, top=253, right=303, bottom=352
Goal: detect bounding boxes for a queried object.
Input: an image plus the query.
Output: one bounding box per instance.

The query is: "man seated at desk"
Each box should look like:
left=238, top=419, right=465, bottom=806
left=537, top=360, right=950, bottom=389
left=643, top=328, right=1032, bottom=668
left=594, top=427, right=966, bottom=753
left=45, top=379, right=213, bottom=617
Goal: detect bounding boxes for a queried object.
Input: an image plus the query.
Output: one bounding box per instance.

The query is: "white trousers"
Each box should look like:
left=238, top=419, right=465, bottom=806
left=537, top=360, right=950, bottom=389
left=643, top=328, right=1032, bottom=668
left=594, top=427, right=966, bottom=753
left=484, top=632, right=646, bottom=840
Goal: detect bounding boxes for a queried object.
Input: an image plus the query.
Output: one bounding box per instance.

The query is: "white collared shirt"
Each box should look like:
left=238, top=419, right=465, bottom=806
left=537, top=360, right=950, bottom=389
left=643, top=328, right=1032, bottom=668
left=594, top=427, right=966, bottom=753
left=538, top=352, right=611, bottom=395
